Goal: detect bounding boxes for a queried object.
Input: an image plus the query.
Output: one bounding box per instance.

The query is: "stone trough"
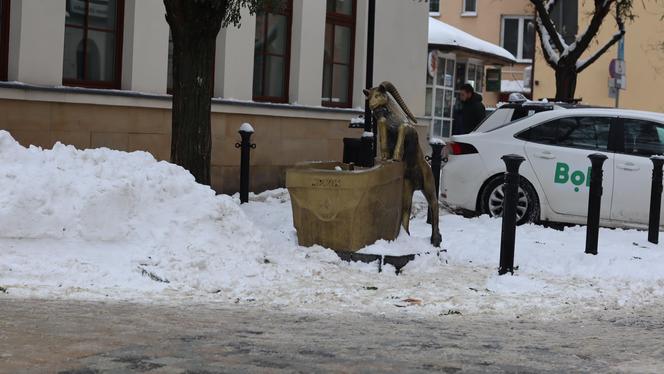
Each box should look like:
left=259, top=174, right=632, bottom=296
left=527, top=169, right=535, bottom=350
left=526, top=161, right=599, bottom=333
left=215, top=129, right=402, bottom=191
left=286, top=160, right=434, bottom=272
left=286, top=161, right=403, bottom=252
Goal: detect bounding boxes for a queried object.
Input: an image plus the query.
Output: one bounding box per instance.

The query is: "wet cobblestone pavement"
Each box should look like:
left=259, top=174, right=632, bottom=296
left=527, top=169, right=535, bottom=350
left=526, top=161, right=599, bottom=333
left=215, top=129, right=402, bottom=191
left=1, top=299, right=664, bottom=373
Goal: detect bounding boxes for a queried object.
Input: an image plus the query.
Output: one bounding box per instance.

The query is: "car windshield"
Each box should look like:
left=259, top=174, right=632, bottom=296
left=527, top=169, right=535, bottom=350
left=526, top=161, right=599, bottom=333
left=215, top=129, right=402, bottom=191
left=474, top=106, right=544, bottom=133
left=473, top=108, right=514, bottom=133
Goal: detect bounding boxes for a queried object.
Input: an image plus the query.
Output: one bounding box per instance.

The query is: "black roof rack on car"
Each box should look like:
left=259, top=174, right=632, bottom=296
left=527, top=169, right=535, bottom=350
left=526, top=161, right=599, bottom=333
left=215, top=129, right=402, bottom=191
left=554, top=102, right=606, bottom=109
left=532, top=98, right=606, bottom=109
left=499, top=102, right=554, bottom=110
left=541, top=98, right=583, bottom=104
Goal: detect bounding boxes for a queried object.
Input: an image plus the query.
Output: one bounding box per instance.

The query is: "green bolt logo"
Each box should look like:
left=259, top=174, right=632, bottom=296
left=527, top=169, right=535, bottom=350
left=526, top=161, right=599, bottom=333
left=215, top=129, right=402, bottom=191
left=554, top=162, right=591, bottom=192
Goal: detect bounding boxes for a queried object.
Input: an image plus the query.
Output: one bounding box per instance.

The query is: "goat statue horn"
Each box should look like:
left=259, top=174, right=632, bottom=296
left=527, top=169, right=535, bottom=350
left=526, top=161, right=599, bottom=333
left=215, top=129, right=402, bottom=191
left=379, top=81, right=418, bottom=124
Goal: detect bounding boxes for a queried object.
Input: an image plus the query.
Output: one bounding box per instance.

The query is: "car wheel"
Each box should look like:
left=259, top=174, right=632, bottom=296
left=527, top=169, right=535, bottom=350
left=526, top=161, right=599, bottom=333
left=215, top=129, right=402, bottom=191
left=479, top=176, right=540, bottom=225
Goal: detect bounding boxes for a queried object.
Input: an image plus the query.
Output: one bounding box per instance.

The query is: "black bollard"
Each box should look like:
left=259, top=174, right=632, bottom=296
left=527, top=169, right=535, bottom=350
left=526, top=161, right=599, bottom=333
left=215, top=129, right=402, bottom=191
left=235, top=123, right=256, bottom=204
left=427, top=140, right=445, bottom=224
left=499, top=154, right=525, bottom=275
left=360, top=132, right=374, bottom=167
left=585, top=153, right=608, bottom=255
left=648, top=156, right=664, bottom=244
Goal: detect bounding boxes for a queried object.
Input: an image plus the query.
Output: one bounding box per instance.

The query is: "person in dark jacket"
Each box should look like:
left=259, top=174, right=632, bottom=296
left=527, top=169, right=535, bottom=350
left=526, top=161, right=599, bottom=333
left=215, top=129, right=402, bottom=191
left=454, top=83, right=486, bottom=135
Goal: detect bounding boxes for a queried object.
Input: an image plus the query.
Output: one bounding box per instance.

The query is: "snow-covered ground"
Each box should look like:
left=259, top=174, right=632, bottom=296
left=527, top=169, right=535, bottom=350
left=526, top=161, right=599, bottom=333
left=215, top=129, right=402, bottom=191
left=1, top=130, right=663, bottom=318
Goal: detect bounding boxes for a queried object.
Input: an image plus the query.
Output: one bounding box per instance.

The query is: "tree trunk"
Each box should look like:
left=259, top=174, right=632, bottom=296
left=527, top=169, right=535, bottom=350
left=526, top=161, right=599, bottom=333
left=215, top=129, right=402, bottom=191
left=164, top=1, right=225, bottom=186
left=554, top=65, right=578, bottom=102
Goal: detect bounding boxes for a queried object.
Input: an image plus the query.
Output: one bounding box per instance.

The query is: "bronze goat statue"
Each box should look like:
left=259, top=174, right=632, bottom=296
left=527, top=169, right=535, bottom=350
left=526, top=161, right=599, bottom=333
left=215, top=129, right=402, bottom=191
left=363, top=82, right=442, bottom=247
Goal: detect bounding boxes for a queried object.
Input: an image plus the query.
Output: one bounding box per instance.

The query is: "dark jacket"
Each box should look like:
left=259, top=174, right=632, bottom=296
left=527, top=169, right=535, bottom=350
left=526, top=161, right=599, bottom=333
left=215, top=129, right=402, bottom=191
left=456, top=93, right=486, bottom=135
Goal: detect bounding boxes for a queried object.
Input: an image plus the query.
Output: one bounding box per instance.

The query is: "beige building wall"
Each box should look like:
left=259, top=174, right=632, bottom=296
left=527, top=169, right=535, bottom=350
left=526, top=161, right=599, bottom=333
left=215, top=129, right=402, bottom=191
left=3, top=0, right=428, bottom=109
left=215, top=6, right=256, bottom=101
left=8, top=0, right=67, bottom=85
left=533, top=1, right=664, bottom=112
left=374, top=0, right=429, bottom=116
left=122, top=0, right=170, bottom=94
left=0, top=88, right=362, bottom=194
left=289, top=0, right=327, bottom=107
left=438, top=0, right=531, bottom=45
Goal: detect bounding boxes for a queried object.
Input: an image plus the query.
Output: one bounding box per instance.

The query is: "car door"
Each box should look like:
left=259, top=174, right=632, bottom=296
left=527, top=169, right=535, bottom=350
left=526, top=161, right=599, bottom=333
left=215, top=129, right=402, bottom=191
left=519, top=116, right=615, bottom=218
left=611, top=117, right=664, bottom=225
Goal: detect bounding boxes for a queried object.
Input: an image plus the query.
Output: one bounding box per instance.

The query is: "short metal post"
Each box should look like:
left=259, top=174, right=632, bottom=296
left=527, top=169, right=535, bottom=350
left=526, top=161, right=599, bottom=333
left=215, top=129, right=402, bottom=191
left=585, top=153, right=608, bottom=255
left=648, top=156, right=664, bottom=244
left=427, top=141, right=445, bottom=224
left=235, top=123, right=256, bottom=204
left=499, top=154, right=525, bottom=275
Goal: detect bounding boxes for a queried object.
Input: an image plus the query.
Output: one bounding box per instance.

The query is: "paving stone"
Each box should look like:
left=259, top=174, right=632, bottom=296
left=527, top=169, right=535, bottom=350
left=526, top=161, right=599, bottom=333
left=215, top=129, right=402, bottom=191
left=1, top=299, right=663, bottom=373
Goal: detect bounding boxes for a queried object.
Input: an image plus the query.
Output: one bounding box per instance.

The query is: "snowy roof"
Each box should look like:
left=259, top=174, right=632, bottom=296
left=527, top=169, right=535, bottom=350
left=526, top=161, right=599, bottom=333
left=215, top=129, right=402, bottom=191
left=501, top=80, right=531, bottom=93
left=428, top=17, right=517, bottom=65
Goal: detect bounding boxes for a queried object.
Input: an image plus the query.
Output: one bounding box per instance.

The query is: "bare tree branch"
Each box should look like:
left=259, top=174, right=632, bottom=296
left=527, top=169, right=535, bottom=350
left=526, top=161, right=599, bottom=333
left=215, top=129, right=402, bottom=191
left=530, top=0, right=566, bottom=54
left=577, top=22, right=625, bottom=72
left=530, top=0, right=635, bottom=100
left=535, top=20, right=561, bottom=69
left=568, top=0, right=615, bottom=61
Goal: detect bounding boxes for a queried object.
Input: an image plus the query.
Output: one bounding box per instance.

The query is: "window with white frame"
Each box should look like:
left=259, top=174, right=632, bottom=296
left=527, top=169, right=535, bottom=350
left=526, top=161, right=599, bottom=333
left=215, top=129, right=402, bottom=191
left=462, top=0, right=477, bottom=15
left=550, top=0, right=578, bottom=44
left=501, top=16, right=535, bottom=62
left=459, top=61, right=484, bottom=93
left=426, top=51, right=456, bottom=139
left=429, top=0, right=440, bottom=15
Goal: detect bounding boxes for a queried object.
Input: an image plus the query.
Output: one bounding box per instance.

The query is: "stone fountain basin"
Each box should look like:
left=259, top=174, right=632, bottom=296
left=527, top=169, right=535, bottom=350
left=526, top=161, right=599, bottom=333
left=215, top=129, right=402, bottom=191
left=286, top=161, right=404, bottom=252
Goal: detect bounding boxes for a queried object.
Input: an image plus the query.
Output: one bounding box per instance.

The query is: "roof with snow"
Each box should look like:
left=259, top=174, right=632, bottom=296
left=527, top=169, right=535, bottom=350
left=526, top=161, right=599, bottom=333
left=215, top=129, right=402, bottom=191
left=501, top=79, right=531, bottom=93
left=428, top=17, right=517, bottom=65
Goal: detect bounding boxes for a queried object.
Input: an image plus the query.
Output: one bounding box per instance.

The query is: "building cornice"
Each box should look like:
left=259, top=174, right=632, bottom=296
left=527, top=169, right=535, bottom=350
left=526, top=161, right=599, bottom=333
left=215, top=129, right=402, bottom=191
left=0, top=81, right=364, bottom=121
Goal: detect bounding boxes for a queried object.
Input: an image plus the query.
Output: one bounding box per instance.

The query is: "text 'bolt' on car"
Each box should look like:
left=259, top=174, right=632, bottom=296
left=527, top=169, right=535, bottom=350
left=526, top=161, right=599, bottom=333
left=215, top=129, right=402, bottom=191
left=441, top=101, right=664, bottom=229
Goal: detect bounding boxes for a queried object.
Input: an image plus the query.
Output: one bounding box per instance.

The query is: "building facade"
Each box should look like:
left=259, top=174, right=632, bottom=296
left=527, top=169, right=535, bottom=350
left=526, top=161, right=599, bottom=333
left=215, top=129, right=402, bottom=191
left=433, top=0, right=534, bottom=105
left=533, top=0, right=664, bottom=113
left=0, top=0, right=429, bottom=193
left=426, top=0, right=529, bottom=138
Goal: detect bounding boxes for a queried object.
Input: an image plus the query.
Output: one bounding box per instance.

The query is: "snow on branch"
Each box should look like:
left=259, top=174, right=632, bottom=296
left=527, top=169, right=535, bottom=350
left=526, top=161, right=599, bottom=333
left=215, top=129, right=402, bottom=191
left=530, top=0, right=566, bottom=55
left=573, top=0, right=628, bottom=72
left=577, top=28, right=625, bottom=72
left=544, top=0, right=557, bottom=11
left=536, top=19, right=561, bottom=67
left=533, top=0, right=628, bottom=73
left=569, top=0, right=616, bottom=61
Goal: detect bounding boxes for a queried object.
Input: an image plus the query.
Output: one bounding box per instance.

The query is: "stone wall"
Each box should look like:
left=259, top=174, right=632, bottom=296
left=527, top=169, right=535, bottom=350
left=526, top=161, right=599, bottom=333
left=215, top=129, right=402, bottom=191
left=0, top=98, right=363, bottom=194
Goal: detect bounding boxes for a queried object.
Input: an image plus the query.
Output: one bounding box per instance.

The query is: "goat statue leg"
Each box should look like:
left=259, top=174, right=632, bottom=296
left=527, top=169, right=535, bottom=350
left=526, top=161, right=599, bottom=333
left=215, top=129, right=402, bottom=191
left=392, top=123, right=407, bottom=161
left=420, top=157, right=442, bottom=247
left=401, top=179, right=414, bottom=235
left=378, top=117, right=390, bottom=161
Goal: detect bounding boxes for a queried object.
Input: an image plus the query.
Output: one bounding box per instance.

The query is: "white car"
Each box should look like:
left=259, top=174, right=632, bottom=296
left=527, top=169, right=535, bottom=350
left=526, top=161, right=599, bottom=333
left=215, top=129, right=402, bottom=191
left=441, top=108, right=664, bottom=228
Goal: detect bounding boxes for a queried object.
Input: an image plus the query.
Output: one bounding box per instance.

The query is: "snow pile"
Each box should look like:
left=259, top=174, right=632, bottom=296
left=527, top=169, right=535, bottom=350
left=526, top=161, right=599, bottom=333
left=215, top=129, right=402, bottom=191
left=246, top=192, right=664, bottom=316
left=350, top=116, right=365, bottom=125
left=501, top=79, right=530, bottom=93
left=0, top=130, right=269, bottom=295
left=242, top=191, right=664, bottom=316
left=2, top=128, right=664, bottom=318
left=0, top=132, right=217, bottom=242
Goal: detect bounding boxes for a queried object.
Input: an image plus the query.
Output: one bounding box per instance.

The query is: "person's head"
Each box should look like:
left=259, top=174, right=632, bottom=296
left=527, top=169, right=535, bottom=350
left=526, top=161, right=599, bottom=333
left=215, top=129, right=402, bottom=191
left=459, top=84, right=475, bottom=102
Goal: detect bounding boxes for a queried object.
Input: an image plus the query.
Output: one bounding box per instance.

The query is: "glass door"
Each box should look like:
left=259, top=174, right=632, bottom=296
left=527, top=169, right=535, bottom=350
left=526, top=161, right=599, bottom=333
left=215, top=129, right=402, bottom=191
left=426, top=51, right=456, bottom=139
